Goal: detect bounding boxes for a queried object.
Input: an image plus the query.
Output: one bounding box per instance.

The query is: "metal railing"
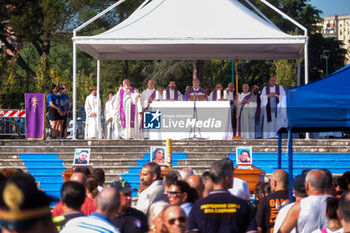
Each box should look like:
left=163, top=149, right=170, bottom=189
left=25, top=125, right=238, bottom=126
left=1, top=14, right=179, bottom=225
left=0, top=109, right=26, bottom=137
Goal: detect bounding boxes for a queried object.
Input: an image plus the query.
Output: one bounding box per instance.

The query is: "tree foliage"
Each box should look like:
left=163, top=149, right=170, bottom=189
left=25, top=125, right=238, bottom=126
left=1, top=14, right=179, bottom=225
left=0, top=0, right=347, bottom=109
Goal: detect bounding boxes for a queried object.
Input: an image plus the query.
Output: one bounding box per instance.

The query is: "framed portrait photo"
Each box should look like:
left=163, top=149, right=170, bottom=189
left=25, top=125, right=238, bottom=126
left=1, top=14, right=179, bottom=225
left=73, top=148, right=91, bottom=165
left=150, top=146, right=167, bottom=165
left=236, top=147, right=252, bottom=165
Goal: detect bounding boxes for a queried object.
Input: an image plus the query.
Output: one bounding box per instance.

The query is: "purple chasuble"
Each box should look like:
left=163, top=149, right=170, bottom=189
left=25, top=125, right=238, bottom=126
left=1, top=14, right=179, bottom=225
left=166, top=89, right=179, bottom=100
left=120, top=88, right=135, bottom=128
left=212, top=90, right=224, bottom=101
left=185, top=88, right=208, bottom=101
left=265, top=85, right=280, bottom=122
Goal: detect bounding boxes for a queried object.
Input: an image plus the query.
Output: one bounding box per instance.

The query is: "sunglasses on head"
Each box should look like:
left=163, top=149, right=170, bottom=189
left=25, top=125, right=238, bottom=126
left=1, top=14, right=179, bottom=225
left=168, top=216, right=186, bottom=225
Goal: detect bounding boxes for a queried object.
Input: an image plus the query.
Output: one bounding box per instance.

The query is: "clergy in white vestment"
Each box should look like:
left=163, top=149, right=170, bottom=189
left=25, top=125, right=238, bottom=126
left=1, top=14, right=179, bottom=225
left=141, top=80, right=156, bottom=109
left=164, top=81, right=183, bottom=101
left=84, top=86, right=102, bottom=139
left=226, top=82, right=235, bottom=102
left=104, top=92, right=114, bottom=139
left=209, top=83, right=224, bottom=101
left=116, top=79, right=141, bottom=139
left=141, top=80, right=157, bottom=138
left=261, top=76, right=286, bottom=138
left=238, top=84, right=257, bottom=139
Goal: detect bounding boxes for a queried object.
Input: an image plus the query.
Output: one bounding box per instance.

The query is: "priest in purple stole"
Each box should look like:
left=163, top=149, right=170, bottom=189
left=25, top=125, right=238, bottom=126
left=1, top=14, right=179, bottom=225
left=116, top=79, right=141, bottom=139
left=164, top=81, right=183, bottom=101
left=261, top=76, right=285, bottom=138
left=209, top=83, right=224, bottom=101
left=141, top=80, right=157, bottom=109
left=184, top=78, right=208, bottom=101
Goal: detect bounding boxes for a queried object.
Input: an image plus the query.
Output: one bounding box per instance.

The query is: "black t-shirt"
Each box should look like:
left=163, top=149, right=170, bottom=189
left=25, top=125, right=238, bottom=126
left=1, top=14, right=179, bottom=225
left=53, top=211, right=85, bottom=232
left=256, top=190, right=289, bottom=233
left=188, top=190, right=257, bottom=233
left=112, top=207, right=149, bottom=233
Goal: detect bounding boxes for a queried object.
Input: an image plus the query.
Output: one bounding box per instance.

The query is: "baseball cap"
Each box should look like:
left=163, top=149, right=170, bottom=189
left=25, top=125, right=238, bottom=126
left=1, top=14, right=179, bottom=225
left=110, top=180, right=135, bottom=193
left=292, top=174, right=306, bottom=195
left=0, top=173, right=57, bottom=231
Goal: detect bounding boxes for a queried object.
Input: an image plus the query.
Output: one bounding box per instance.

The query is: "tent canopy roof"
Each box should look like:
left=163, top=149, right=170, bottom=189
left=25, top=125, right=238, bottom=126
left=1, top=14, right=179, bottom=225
left=73, top=0, right=306, bottom=60
left=279, top=64, right=350, bottom=133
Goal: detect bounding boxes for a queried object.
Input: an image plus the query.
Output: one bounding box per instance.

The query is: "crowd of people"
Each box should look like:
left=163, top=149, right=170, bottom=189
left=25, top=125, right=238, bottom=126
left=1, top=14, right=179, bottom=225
left=0, top=163, right=349, bottom=233
left=84, top=76, right=285, bottom=140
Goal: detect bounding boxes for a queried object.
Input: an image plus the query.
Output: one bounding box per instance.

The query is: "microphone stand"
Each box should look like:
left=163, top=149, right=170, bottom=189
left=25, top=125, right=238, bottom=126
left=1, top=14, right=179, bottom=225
left=189, top=89, right=202, bottom=139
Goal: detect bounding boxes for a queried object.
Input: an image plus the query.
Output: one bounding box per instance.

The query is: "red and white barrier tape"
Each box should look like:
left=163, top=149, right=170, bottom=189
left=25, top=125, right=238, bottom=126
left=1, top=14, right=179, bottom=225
left=0, top=110, right=26, bottom=118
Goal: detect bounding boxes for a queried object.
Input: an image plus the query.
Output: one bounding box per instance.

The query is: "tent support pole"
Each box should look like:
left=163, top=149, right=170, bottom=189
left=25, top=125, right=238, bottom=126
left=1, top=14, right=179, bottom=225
left=74, top=0, right=126, bottom=33
left=244, top=0, right=276, bottom=27
left=72, top=42, right=77, bottom=140
left=97, top=60, right=101, bottom=139
left=304, top=38, right=309, bottom=84
left=259, top=0, right=308, bottom=82
left=288, top=128, right=294, bottom=202
left=297, top=58, right=301, bottom=86
left=72, top=0, right=127, bottom=139
left=232, top=58, right=243, bottom=140
left=278, top=133, right=282, bottom=169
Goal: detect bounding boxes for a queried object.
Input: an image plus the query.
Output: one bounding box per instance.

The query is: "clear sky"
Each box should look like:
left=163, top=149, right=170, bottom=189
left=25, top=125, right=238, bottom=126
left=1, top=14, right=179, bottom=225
left=309, top=0, right=350, bottom=17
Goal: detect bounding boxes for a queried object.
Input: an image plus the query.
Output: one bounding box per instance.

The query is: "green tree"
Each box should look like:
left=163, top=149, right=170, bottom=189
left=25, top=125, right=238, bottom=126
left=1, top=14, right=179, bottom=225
left=35, top=53, right=51, bottom=94
left=77, top=71, right=94, bottom=108
left=274, top=60, right=296, bottom=87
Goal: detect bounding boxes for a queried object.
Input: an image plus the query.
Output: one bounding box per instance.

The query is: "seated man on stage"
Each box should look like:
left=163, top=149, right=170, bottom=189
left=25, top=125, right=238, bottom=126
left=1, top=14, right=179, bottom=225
left=209, top=83, right=223, bottom=101
left=184, top=78, right=208, bottom=101
left=164, top=81, right=183, bottom=101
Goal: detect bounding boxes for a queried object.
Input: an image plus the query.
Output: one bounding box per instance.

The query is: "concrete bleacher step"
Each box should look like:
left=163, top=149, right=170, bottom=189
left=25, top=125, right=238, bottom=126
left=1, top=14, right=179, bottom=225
left=1, top=139, right=350, bottom=200
left=20, top=153, right=65, bottom=205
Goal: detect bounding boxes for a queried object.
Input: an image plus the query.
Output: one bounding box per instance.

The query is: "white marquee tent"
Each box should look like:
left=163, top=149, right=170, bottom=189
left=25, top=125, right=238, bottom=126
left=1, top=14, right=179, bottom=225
left=74, top=0, right=306, bottom=60
left=72, top=0, right=308, bottom=139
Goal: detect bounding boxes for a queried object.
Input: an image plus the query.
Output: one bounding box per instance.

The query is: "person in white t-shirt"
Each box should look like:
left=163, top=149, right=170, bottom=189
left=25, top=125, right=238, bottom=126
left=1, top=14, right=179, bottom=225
left=311, top=198, right=343, bottom=233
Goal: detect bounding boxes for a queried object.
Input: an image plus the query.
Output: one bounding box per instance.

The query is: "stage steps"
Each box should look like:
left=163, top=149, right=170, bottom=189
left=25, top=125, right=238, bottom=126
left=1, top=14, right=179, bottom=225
left=19, top=153, right=66, bottom=206
left=0, top=139, right=349, bottom=199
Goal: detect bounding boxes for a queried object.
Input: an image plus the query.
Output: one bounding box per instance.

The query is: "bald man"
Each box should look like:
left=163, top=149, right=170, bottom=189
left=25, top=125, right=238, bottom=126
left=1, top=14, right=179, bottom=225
left=278, top=170, right=331, bottom=233
left=256, top=170, right=289, bottom=233
left=186, top=175, right=204, bottom=198
left=61, top=187, right=120, bottom=233
left=70, top=172, right=87, bottom=186
left=52, top=172, right=96, bottom=217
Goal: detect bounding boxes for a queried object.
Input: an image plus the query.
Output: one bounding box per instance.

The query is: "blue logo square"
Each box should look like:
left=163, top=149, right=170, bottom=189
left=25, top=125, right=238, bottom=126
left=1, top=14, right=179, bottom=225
left=143, top=111, right=161, bottom=129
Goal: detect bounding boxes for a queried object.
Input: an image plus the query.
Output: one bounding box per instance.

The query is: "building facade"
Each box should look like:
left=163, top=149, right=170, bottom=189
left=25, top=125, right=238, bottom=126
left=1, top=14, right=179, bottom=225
left=323, top=14, right=350, bottom=63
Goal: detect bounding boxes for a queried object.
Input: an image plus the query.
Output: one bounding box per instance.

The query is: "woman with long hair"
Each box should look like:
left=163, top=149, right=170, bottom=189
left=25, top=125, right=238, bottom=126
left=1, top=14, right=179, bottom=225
left=152, top=148, right=165, bottom=164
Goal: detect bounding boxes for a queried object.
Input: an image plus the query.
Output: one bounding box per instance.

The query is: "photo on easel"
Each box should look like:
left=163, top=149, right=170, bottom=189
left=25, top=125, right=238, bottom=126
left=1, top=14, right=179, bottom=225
left=236, top=147, right=252, bottom=165
left=73, top=148, right=91, bottom=165
left=150, top=146, right=167, bottom=165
